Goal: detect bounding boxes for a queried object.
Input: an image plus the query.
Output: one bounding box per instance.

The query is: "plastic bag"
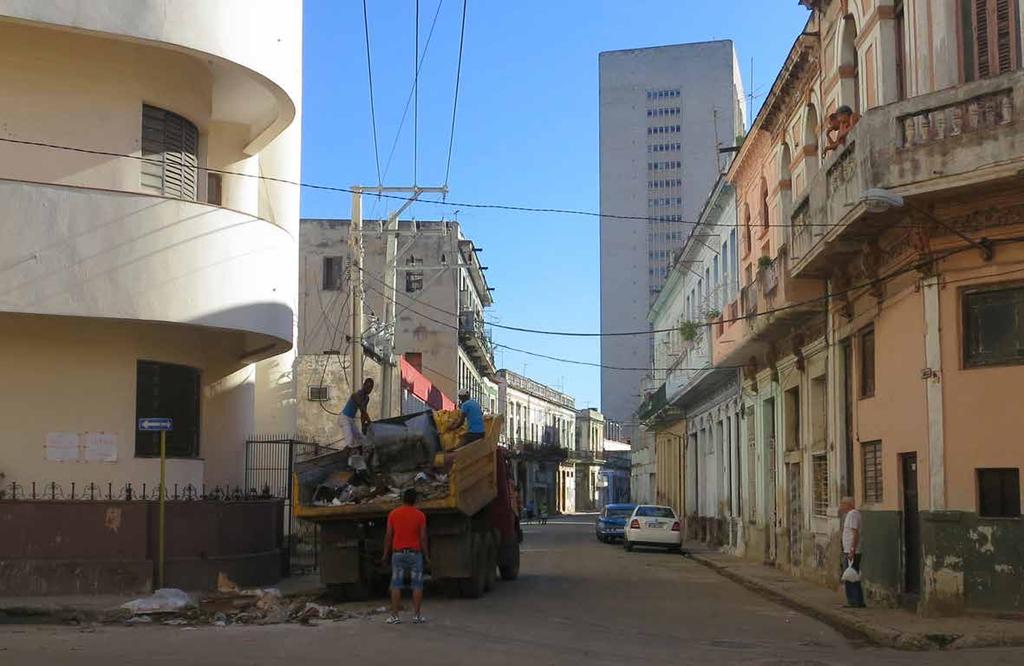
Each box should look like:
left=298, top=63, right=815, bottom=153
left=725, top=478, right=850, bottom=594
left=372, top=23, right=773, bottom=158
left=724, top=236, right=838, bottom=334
left=841, top=564, right=861, bottom=583
left=122, top=588, right=193, bottom=614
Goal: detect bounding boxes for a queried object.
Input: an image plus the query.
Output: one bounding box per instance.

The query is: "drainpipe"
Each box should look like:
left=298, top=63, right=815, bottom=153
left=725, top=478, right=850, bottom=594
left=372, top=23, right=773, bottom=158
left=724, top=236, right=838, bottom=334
left=922, top=275, right=946, bottom=511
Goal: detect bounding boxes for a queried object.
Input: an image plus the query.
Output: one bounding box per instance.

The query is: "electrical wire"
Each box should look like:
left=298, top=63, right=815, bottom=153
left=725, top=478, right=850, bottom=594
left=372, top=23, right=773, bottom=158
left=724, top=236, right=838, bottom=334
left=0, top=136, right=964, bottom=231
left=444, top=0, right=468, bottom=189
left=413, top=0, right=420, bottom=186
left=361, top=0, right=383, bottom=186
left=380, top=0, right=445, bottom=184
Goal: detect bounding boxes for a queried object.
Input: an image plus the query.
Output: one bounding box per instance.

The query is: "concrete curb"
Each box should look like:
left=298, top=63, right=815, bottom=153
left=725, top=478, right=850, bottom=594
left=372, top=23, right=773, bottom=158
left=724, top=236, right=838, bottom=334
left=686, top=552, right=1024, bottom=651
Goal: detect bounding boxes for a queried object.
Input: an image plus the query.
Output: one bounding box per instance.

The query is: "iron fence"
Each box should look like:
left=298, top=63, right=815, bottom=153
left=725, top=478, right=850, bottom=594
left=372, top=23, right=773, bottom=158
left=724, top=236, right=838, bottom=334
left=0, top=480, right=270, bottom=502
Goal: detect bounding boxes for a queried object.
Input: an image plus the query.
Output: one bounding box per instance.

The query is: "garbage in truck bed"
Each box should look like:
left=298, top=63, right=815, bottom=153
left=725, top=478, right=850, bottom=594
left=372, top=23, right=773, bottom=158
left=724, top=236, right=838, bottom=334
left=297, top=411, right=450, bottom=508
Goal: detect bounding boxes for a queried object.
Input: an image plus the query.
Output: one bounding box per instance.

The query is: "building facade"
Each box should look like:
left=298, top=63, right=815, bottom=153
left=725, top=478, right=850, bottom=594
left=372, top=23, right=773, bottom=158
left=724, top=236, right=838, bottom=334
left=574, top=407, right=606, bottom=512
left=0, top=1, right=302, bottom=493
left=498, top=369, right=576, bottom=514
left=599, top=40, right=747, bottom=441
left=705, top=0, right=1024, bottom=615
left=640, top=178, right=745, bottom=547
left=296, top=219, right=496, bottom=442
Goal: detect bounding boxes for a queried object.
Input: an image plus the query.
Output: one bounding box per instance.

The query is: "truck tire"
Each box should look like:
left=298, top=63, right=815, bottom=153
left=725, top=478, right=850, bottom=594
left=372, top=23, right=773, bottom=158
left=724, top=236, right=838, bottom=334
left=483, top=533, right=498, bottom=592
left=498, top=540, right=520, bottom=581
left=458, top=534, right=486, bottom=598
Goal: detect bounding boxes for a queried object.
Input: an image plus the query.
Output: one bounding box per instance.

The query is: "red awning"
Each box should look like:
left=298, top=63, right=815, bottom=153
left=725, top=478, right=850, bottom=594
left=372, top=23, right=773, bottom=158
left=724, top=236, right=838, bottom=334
left=400, top=357, right=456, bottom=411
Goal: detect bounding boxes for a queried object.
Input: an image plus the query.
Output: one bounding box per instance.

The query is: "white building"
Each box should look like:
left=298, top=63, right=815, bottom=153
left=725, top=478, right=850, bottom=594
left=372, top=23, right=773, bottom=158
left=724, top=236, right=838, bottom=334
left=574, top=407, right=606, bottom=512
left=599, top=41, right=746, bottom=441
left=297, top=219, right=497, bottom=442
left=498, top=369, right=576, bottom=514
left=640, top=177, right=744, bottom=548
left=0, top=1, right=302, bottom=492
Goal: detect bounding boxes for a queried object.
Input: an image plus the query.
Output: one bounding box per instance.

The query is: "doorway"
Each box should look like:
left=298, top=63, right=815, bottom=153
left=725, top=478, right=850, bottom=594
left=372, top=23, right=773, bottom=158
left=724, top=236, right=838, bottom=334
left=787, top=462, right=802, bottom=567
left=762, top=398, right=777, bottom=563
left=900, top=453, right=921, bottom=595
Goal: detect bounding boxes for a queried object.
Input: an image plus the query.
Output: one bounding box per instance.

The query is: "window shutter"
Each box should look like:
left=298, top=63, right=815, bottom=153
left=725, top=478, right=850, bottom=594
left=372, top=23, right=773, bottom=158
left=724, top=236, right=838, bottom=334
left=140, top=105, right=199, bottom=201
left=976, top=0, right=992, bottom=78
left=971, top=0, right=1020, bottom=79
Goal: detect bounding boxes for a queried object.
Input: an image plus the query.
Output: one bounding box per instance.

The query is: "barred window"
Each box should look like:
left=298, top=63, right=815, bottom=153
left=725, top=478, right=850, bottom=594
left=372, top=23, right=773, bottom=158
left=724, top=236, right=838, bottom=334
left=963, top=284, right=1024, bottom=368
left=323, top=256, right=345, bottom=291
left=978, top=468, right=1021, bottom=517
left=308, top=386, right=330, bottom=402
left=812, top=454, right=829, bottom=516
left=141, top=105, right=199, bottom=200
left=862, top=440, right=883, bottom=504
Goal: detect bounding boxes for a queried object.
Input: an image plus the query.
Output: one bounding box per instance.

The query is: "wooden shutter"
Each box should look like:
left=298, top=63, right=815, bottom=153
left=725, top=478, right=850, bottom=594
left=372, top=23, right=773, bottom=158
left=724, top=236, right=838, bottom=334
left=140, top=105, right=199, bottom=200
left=971, top=0, right=1021, bottom=79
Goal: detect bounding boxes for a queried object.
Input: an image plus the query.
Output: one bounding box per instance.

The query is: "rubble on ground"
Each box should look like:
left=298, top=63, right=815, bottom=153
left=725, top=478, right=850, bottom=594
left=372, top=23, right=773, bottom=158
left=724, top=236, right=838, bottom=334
left=120, top=583, right=387, bottom=628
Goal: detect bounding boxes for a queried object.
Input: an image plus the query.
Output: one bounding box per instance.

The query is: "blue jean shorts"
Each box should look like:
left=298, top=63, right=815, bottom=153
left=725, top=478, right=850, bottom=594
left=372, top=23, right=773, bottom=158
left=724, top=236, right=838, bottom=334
left=390, top=550, right=424, bottom=591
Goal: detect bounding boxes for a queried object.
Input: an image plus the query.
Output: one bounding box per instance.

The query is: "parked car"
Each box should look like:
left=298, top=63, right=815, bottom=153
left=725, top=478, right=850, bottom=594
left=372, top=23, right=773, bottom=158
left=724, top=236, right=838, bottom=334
left=623, top=504, right=682, bottom=552
left=595, top=503, right=636, bottom=542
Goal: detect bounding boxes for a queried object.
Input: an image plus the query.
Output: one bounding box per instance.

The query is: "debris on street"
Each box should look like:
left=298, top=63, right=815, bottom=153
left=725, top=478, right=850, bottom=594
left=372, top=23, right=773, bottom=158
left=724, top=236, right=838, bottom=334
left=121, top=588, right=194, bottom=615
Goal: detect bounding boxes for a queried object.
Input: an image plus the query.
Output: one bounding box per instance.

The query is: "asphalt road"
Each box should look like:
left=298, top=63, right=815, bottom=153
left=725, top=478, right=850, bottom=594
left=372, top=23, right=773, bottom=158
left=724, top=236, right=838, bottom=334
left=3, top=516, right=1023, bottom=665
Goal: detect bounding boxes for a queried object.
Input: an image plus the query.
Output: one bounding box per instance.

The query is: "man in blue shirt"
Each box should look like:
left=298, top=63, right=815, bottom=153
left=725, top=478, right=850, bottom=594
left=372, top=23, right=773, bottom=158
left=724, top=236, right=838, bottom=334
left=449, top=390, right=485, bottom=447
left=337, top=378, right=373, bottom=450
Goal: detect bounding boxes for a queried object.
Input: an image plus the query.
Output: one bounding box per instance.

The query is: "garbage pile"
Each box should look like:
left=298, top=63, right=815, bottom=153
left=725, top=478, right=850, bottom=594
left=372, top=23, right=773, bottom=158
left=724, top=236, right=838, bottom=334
left=119, top=580, right=388, bottom=628
left=299, top=411, right=452, bottom=508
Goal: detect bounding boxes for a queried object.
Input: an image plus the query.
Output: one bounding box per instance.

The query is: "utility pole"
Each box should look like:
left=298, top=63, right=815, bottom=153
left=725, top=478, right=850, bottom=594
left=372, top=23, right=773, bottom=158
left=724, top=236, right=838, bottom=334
left=349, top=185, right=447, bottom=419
left=350, top=189, right=364, bottom=396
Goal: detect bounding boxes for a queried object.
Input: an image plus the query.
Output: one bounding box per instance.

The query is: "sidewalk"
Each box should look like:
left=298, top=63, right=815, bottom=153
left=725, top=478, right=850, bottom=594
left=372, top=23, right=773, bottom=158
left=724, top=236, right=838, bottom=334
left=683, top=542, right=1024, bottom=650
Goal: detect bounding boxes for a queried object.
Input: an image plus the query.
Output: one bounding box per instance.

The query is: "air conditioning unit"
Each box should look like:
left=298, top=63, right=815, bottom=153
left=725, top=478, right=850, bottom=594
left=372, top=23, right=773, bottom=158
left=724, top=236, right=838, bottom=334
left=308, top=386, right=330, bottom=402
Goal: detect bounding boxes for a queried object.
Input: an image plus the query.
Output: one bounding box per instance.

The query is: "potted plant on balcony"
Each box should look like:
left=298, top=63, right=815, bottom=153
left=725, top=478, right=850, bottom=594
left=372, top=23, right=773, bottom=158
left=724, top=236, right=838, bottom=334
left=757, top=255, right=773, bottom=271
left=678, top=320, right=700, bottom=342
left=704, top=308, right=721, bottom=321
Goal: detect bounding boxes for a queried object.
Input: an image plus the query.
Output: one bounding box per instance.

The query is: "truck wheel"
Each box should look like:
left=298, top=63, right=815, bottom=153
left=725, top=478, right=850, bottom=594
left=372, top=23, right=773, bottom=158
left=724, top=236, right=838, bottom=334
left=498, top=540, right=520, bottom=581
left=483, top=533, right=498, bottom=592
left=458, top=535, right=486, bottom=598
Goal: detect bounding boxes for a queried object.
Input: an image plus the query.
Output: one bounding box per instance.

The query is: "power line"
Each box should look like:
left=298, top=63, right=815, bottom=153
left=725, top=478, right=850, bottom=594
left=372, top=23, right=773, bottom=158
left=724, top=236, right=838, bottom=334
left=413, top=0, right=420, bottom=185
left=444, top=0, right=468, bottom=189
left=361, top=0, right=382, bottom=186
left=380, top=0, right=445, bottom=184
left=0, top=136, right=963, bottom=232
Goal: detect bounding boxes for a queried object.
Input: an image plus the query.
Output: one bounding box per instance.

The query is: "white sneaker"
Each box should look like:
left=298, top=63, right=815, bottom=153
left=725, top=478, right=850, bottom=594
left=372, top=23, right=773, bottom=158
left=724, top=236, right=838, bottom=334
left=386, top=615, right=401, bottom=625
left=412, top=614, right=427, bottom=624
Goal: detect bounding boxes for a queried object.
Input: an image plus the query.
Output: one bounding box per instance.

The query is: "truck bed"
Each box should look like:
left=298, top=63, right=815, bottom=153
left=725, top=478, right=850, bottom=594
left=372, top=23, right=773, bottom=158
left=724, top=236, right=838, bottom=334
left=293, top=411, right=502, bottom=522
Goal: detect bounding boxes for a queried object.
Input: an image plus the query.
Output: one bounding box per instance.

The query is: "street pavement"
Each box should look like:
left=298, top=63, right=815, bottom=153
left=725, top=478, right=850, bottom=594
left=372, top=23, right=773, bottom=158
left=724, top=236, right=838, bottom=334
left=3, top=515, right=1024, bottom=665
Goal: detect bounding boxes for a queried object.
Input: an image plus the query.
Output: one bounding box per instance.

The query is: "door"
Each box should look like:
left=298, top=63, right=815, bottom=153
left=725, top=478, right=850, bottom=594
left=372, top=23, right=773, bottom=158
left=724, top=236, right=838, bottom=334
left=901, top=453, right=921, bottom=595
left=787, top=462, right=802, bottom=567
left=763, top=398, right=777, bottom=563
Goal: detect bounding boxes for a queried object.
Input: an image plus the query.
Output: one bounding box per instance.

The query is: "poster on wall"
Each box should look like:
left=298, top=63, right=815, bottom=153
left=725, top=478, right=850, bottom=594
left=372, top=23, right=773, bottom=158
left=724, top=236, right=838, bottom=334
left=83, top=432, right=118, bottom=463
left=45, top=432, right=80, bottom=462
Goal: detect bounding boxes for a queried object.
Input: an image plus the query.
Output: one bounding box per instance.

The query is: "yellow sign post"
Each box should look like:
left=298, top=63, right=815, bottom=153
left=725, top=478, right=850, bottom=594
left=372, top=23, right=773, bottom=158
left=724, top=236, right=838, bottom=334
left=138, top=417, right=173, bottom=590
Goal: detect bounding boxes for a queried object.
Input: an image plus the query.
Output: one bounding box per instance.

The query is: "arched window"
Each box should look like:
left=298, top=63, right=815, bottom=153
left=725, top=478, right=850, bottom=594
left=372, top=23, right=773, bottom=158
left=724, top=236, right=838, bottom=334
left=759, top=177, right=770, bottom=232
left=742, top=203, right=752, bottom=255
left=839, top=16, right=860, bottom=113
left=803, top=105, right=820, bottom=181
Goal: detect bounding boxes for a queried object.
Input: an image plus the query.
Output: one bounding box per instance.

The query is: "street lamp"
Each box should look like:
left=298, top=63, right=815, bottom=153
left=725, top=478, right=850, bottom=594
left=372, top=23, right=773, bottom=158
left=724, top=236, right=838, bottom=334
left=858, top=188, right=993, bottom=261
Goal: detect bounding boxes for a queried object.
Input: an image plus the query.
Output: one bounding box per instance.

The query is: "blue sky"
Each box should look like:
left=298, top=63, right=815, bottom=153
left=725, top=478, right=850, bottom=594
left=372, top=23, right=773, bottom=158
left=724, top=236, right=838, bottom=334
left=301, top=0, right=809, bottom=410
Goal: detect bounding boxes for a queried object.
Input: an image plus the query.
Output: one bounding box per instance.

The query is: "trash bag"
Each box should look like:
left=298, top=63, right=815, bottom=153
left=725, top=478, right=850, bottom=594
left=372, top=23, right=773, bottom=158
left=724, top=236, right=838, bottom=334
left=122, top=588, right=194, bottom=614
left=841, top=564, right=861, bottom=583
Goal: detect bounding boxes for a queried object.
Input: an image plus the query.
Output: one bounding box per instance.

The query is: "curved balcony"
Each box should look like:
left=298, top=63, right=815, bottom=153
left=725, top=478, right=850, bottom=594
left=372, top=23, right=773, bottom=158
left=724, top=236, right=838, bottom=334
left=0, top=178, right=295, bottom=359
left=0, top=1, right=300, bottom=152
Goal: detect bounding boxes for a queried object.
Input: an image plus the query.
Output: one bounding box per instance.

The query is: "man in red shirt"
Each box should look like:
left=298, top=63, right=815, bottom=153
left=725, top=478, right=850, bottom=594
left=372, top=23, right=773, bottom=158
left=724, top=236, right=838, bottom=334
left=382, top=488, right=430, bottom=624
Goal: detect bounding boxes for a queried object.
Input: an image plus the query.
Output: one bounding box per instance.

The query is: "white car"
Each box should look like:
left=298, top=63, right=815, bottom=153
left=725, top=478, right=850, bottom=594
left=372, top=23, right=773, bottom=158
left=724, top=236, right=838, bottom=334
left=623, top=504, right=682, bottom=552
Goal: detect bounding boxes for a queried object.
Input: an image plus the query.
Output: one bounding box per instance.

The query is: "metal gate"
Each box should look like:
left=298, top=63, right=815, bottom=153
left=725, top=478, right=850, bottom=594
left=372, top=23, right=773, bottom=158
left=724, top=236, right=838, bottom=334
left=245, top=435, right=331, bottom=576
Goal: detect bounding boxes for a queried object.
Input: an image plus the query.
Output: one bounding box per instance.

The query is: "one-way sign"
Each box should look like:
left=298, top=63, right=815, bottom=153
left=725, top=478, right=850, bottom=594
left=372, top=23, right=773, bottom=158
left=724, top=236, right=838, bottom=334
left=138, top=418, right=173, bottom=432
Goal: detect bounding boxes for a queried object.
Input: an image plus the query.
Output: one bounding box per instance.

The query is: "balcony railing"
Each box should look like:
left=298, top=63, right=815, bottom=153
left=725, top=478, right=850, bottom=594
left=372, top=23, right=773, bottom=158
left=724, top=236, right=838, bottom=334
left=740, top=284, right=758, bottom=319
left=458, top=309, right=496, bottom=375
left=761, top=258, right=779, bottom=295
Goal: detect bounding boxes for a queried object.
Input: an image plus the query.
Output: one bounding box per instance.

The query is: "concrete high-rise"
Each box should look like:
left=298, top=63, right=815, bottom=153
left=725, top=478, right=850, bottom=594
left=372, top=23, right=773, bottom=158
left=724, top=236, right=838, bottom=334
left=599, top=41, right=745, bottom=438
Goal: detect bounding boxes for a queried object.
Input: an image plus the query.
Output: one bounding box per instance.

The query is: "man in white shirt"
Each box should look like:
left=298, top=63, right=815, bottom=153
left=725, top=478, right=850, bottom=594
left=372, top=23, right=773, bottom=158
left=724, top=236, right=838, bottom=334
left=840, top=496, right=866, bottom=608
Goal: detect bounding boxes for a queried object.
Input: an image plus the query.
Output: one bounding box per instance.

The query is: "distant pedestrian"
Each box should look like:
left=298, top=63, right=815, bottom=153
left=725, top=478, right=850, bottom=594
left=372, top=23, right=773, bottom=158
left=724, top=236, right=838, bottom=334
left=381, top=488, right=430, bottom=624
left=840, top=496, right=866, bottom=608
left=337, top=378, right=374, bottom=450
left=539, top=501, right=548, bottom=525
left=526, top=500, right=536, bottom=523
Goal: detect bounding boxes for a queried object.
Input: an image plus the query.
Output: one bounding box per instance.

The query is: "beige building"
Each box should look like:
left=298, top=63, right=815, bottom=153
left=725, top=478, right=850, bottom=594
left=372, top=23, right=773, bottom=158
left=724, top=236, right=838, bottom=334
left=707, top=0, right=1024, bottom=614
left=296, top=219, right=496, bottom=442
left=0, top=1, right=302, bottom=493
left=498, top=369, right=576, bottom=513
left=574, top=407, right=606, bottom=512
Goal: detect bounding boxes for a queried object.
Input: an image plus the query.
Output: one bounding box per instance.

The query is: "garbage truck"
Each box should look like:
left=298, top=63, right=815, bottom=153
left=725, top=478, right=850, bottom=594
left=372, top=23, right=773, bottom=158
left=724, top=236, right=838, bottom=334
left=293, top=410, right=522, bottom=599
